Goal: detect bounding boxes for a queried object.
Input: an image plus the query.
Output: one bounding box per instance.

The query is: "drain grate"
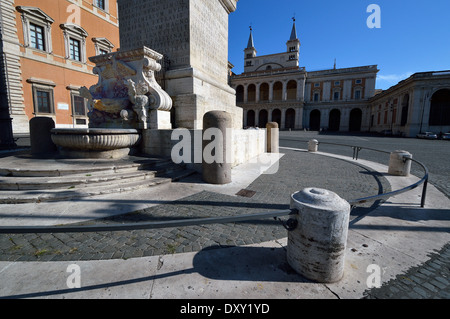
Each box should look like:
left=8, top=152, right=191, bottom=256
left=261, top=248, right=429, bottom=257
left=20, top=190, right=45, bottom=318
left=236, top=189, right=256, bottom=198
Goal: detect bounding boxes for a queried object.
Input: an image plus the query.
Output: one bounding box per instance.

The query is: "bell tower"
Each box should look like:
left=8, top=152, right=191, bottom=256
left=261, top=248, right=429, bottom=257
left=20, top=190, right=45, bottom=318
left=286, top=18, right=300, bottom=63
left=244, top=26, right=257, bottom=71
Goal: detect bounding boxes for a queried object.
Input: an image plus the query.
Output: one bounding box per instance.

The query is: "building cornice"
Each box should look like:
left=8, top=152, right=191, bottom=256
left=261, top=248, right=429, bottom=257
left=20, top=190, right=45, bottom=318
left=219, top=0, right=238, bottom=14
left=369, top=70, right=450, bottom=103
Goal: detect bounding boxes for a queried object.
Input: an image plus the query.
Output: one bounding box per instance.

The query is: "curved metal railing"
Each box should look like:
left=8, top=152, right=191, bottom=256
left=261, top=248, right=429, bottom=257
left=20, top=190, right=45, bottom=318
left=0, top=140, right=429, bottom=234
left=302, top=140, right=430, bottom=208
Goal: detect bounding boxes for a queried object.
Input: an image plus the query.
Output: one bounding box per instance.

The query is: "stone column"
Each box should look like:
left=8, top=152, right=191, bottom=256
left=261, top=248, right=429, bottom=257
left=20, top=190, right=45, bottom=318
left=288, top=188, right=351, bottom=283
left=388, top=150, right=412, bottom=176
left=118, top=0, right=241, bottom=130
left=244, top=84, right=248, bottom=103
left=321, top=108, right=329, bottom=129
left=266, top=122, right=279, bottom=153
left=308, top=139, right=318, bottom=152
left=255, top=109, right=260, bottom=127
left=255, top=83, right=260, bottom=103
left=202, top=111, right=232, bottom=184
left=282, top=81, right=287, bottom=101
left=269, top=81, right=274, bottom=102
left=243, top=109, right=248, bottom=128
left=281, top=108, right=287, bottom=129
left=268, top=108, right=273, bottom=123
left=295, top=107, right=303, bottom=129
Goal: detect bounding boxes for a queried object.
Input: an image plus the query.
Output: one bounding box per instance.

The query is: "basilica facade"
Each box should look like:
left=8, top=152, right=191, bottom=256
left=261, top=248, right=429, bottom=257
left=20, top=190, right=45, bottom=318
left=230, top=22, right=450, bottom=137
left=230, top=22, right=379, bottom=132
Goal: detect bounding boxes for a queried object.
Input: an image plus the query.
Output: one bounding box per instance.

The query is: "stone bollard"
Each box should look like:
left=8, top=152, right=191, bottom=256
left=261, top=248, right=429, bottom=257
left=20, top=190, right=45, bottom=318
left=287, top=188, right=351, bottom=283
left=308, top=139, right=318, bottom=152
left=202, top=111, right=232, bottom=184
left=388, top=150, right=412, bottom=176
left=266, top=122, right=279, bottom=153
left=29, top=117, right=57, bottom=156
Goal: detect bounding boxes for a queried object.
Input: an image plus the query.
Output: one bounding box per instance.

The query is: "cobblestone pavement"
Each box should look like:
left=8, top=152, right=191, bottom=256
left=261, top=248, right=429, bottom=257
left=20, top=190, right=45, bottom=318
left=280, top=131, right=450, bottom=199
left=363, top=243, right=450, bottom=299
left=0, top=149, right=390, bottom=262
left=280, top=132, right=450, bottom=299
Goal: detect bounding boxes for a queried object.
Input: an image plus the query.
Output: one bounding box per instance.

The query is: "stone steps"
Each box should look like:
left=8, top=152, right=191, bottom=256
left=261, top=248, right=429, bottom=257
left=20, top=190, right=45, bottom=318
left=0, top=158, right=173, bottom=177
left=0, top=157, right=196, bottom=204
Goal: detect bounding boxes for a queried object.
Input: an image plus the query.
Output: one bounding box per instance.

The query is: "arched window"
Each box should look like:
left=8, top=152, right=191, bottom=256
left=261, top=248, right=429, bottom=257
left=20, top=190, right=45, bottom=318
left=309, top=109, right=321, bottom=131
left=273, top=82, right=283, bottom=101
left=285, top=108, right=296, bottom=130
left=287, top=80, right=297, bottom=100
left=349, top=108, right=363, bottom=132
left=259, top=109, right=268, bottom=128
left=429, top=89, right=450, bottom=126
left=247, top=84, right=256, bottom=102
left=401, top=93, right=409, bottom=126
left=247, top=110, right=255, bottom=127
left=329, top=109, right=341, bottom=131
left=272, top=109, right=281, bottom=127
left=260, top=83, right=269, bottom=101
left=236, top=85, right=244, bottom=104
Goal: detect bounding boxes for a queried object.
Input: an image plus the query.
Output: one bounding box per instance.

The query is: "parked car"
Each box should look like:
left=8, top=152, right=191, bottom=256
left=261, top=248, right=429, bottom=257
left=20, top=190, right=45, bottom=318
left=442, top=133, right=450, bottom=140
left=416, top=132, right=438, bottom=139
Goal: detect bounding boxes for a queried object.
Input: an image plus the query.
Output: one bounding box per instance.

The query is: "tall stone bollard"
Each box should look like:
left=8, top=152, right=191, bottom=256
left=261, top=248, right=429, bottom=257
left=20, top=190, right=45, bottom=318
left=266, top=122, right=279, bottom=153
left=202, top=111, right=232, bottom=184
left=308, top=139, right=318, bottom=152
left=30, top=117, right=57, bottom=156
left=388, top=150, right=412, bottom=176
left=288, top=188, right=351, bottom=283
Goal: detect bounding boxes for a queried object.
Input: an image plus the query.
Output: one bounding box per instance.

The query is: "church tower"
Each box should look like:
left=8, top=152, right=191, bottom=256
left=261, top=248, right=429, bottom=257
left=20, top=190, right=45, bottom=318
left=244, top=27, right=257, bottom=72
left=286, top=19, right=300, bottom=65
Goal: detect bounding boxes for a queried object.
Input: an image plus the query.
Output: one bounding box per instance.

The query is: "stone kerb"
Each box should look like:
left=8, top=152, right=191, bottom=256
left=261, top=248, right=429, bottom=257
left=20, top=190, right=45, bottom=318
left=288, top=188, right=351, bottom=283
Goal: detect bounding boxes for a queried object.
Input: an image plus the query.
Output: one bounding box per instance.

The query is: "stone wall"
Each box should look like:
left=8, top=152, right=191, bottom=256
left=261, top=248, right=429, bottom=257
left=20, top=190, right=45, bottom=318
left=118, top=0, right=242, bottom=130
left=140, top=128, right=265, bottom=171
left=0, top=0, right=29, bottom=134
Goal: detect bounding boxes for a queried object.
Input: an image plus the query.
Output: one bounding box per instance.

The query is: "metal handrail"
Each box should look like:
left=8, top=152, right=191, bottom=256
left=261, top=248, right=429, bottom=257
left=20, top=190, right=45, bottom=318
left=280, top=139, right=429, bottom=208
left=348, top=156, right=428, bottom=208
left=0, top=141, right=429, bottom=234
left=0, top=209, right=296, bottom=234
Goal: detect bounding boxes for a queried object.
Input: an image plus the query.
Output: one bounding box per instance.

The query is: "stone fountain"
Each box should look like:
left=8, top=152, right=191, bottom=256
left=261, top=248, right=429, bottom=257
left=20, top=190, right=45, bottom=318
left=51, top=47, right=172, bottom=159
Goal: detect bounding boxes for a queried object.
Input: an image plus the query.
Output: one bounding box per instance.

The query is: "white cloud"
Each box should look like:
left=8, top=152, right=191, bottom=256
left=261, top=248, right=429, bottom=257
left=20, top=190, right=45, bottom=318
left=377, top=72, right=414, bottom=83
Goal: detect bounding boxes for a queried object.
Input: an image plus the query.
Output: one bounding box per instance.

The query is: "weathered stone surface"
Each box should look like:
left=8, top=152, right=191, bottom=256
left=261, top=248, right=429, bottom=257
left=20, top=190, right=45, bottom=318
left=117, top=0, right=242, bottom=130
left=266, top=122, right=279, bottom=153
left=202, top=111, right=232, bottom=184
left=308, top=139, right=318, bottom=152
left=288, top=188, right=350, bottom=283
left=51, top=128, right=140, bottom=159
left=82, top=47, right=172, bottom=130
left=388, top=150, right=412, bottom=176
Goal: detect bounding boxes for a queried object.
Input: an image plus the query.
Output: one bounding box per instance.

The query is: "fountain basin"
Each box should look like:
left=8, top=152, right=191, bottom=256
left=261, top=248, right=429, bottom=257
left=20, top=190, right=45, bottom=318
left=51, top=128, right=141, bottom=159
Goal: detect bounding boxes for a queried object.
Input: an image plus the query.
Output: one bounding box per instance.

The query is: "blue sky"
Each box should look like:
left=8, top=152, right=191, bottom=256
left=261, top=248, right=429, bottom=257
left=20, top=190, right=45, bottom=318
left=228, top=0, right=450, bottom=90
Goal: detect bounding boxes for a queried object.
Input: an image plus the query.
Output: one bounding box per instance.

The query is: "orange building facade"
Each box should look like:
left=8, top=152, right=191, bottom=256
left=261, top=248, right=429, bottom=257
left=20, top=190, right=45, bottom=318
left=0, top=0, right=119, bottom=135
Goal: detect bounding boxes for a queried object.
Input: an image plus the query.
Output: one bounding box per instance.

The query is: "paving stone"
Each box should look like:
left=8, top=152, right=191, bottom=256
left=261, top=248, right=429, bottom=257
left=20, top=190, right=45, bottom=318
left=364, top=243, right=450, bottom=299
left=1, top=148, right=448, bottom=298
